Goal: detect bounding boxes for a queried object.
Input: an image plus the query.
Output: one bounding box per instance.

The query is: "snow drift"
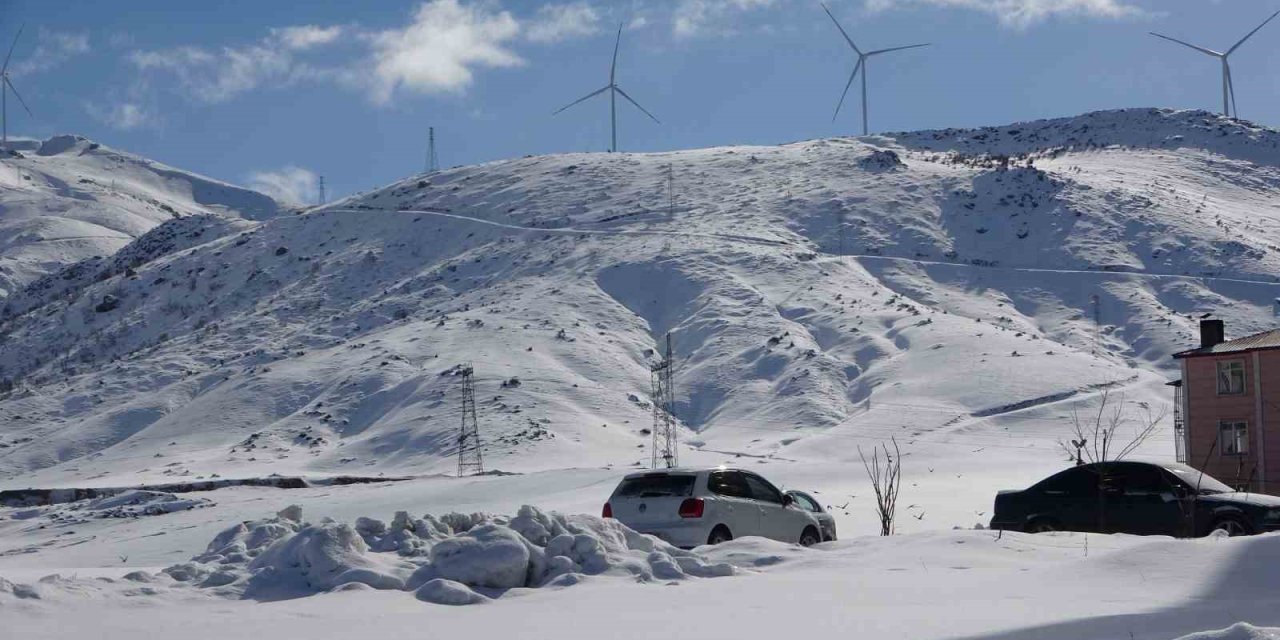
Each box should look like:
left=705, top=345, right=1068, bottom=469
left=161, top=504, right=736, bottom=604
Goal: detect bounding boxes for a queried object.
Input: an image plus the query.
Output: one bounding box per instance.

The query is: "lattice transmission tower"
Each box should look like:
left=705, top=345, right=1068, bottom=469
left=650, top=332, right=677, bottom=469
left=457, top=364, right=484, bottom=477
left=426, top=127, right=438, bottom=174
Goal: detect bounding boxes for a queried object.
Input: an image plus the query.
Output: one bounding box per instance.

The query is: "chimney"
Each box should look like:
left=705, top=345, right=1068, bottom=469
left=1200, top=319, right=1225, bottom=349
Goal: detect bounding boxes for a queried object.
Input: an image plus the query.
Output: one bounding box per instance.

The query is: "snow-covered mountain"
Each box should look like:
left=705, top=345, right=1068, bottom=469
left=0, top=108, right=1277, bottom=494
left=0, top=135, right=285, bottom=298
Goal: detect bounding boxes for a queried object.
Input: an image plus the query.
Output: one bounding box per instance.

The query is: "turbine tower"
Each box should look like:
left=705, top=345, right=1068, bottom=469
left=1, top=26, right=34, bottom=153
left=1150, top=10, right=1280, bottom=119
left=553, top=23, right=659, bottom=153
left=821, top=3, right=929, bottom=136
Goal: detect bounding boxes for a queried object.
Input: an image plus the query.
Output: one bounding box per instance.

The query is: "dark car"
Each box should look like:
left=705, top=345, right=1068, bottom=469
left=990, top=460, right=1280, bottom=537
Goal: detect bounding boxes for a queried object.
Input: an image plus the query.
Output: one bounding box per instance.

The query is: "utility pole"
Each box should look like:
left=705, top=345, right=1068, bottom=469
left=426, top=127, right=438, bottom=173
left=667, top=164, right=675, bottom=220
left=457, top=364, right=484, bottom=477
left=837, top=207, right=846, bottom=255
left=650, top=332, right=677, bottom=469
left=1091, top=294, right=1101, bottom=355
left=318, top=176, right=326, bottom=205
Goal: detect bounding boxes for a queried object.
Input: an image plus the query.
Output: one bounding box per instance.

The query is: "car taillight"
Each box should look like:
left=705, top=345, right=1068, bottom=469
left=602, top=503, right=613, bottom=518
left=678, top=498, right=704, bottom=518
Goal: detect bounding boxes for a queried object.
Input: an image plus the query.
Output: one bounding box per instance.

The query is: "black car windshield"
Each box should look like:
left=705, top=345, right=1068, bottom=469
left=616, top=474, right=697, bottom=498
left=1160, top=463, right=1235, bottom=494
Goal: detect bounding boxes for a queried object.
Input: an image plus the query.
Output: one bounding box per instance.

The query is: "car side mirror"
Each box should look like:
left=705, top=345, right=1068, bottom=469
left=1159, top=492, right=1177, bottom=503
left=782, top=494, right=795, bottom=507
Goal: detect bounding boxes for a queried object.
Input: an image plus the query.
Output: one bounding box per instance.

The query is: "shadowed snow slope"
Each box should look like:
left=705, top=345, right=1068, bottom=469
left=0, top=108, right=1277, bottom=488
left=0, top=135, right=285, bottom=298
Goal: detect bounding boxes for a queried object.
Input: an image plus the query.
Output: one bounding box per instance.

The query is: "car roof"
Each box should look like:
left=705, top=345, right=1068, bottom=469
left=621, top=467, right=750, bottom=479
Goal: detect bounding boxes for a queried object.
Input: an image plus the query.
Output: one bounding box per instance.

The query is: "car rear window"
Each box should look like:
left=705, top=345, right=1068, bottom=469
left=616, top=474, right=696, bottom=498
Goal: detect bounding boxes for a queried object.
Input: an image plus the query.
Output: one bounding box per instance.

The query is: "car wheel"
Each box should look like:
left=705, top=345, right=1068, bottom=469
left=1210, top=516, right=1252, bottom=537
left=799, top=527, right=821, bottom=547
left=1026, top=518, right=1061, bottom=534
left=707, top=525, right=733, bottom=545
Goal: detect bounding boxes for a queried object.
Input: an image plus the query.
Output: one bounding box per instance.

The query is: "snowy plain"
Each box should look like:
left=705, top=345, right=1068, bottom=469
left=2, top=108, right=1280, bottom=638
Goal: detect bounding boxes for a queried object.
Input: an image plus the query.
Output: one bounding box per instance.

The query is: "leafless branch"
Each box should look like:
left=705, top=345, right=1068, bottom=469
left=859, top=437, right=902, bottom=536
left=1058, top=389, right=1167, bottom=464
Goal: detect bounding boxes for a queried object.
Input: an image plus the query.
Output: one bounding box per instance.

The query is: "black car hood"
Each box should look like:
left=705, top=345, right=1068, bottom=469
left=1198, top=492, right=1280, bottom=508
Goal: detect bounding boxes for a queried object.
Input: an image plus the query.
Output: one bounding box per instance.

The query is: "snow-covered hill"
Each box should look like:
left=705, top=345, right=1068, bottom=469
left=0, top=135, right=285, bottom=298
left=0, top=108, right=1277, bottom=501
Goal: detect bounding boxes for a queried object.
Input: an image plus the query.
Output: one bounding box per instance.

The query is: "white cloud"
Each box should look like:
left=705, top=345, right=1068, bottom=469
left=367, top=0, right=523, bottom=103
left=9, top=29, right=90, bottom=77
left=86, top=101, right=156, bottom=131
left=863, top=0, right=1146, bottom=28
left=673, top=0, right=777, bottom=38
left=526, top=2, right=602, bottom=43
left=246, top=166, right=319, bottom=205
left=271, top=25, right=345, bottom=50
left=129, top=1, right=523, bottom=105
left=128, top=27, right=324, bottom=103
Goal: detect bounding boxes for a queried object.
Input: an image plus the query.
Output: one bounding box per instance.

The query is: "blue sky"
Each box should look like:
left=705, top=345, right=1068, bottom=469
left=4, top=0, right=1280, bottom=203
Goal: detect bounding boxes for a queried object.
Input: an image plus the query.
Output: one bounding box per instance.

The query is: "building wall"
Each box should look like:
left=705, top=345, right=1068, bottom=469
left=1184, top=350, right=1280, bottom=492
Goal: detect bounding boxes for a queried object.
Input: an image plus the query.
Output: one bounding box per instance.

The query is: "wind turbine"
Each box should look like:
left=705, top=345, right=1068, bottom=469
left=821, top=3, right=929, bottom=136
left=553, top=23, right=659, bottom=153
left=1, top=26, right=33, bottom=153
left=1150, top=10, right=1280, bottom=119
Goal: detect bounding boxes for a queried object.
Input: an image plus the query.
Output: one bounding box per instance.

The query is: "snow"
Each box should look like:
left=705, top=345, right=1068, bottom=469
left=1174, top=624, right=1280, bottom=640
left=2, top=108, right=1280, bottom=637
left=0, top=135, right=284, bottom=298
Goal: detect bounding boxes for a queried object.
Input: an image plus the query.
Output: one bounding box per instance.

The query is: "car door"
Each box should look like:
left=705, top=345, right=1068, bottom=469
left=1032, top=466, right=1102, bottom=532
left=741, top=472, right=794, bottom=542
left=706, top=471, right=760, bottom=537
left=1103, top=463, right=1185, bottom=536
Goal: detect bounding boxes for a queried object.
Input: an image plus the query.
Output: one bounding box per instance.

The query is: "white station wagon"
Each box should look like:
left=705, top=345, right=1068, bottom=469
left=603, top=468, right=824, bottom=549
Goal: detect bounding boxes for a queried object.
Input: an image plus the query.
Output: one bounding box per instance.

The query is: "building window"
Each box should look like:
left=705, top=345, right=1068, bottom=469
left=1219, top=421, right=1249, bottom=456
left=1217, top=361, right=1246, bottom=395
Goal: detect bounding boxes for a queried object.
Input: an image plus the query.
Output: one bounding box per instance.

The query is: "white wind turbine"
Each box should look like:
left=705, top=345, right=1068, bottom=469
left=1150, top=10, right=1280, bottom=119
left=553, top=23, right=659, bottom=153
left=1, top=26, right=33, bottom=153
left=821, top=3, right=929, bottom=136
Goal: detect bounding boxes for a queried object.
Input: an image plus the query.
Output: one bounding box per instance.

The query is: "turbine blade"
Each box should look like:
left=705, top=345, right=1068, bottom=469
left=611, top=22, right=622, bottom=82
left=1228, top=9, right=1280, bottom=55
left=5, top=78, right=33, bottom=117
left=820, top=2, right=862, bottom=55
left=833, top=57, right=863, bottom=122
left=1149, top=32, right=1222, bottom=57
left=614, top=86, right=659, bottom=124
left=553, top=85, right=611, bottom=115
left=866, top=43, right=930, bottom=56
left=2, top=24, right=24, bottom=76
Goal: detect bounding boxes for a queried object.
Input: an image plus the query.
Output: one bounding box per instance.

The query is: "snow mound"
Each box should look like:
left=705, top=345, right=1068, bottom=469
left=81, top=490, right=211, bottom=518
left=415, top=578, right=490, bottom=605
left=164, top=505, right=737, bottom=604
left=1174, top=623, right=1280, bottom=640
left=6, top=489, right=212, bottom=526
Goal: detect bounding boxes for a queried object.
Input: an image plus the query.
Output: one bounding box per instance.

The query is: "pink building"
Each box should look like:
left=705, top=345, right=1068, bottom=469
left=1173, top=320, right=1280, bottom=493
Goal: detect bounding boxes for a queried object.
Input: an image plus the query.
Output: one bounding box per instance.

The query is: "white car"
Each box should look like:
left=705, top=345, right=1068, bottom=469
left=602, top=468, right=824, bottom=549
left=786, top=490, right=838, bottom=541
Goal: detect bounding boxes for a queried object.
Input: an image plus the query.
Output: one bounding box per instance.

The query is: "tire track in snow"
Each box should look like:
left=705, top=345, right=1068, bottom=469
left=324, top=207, right=796, bottom=249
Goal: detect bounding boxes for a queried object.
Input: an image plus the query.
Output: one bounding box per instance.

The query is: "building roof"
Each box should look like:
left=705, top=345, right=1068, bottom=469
left=1173, top=328, right=1280, bottom=359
